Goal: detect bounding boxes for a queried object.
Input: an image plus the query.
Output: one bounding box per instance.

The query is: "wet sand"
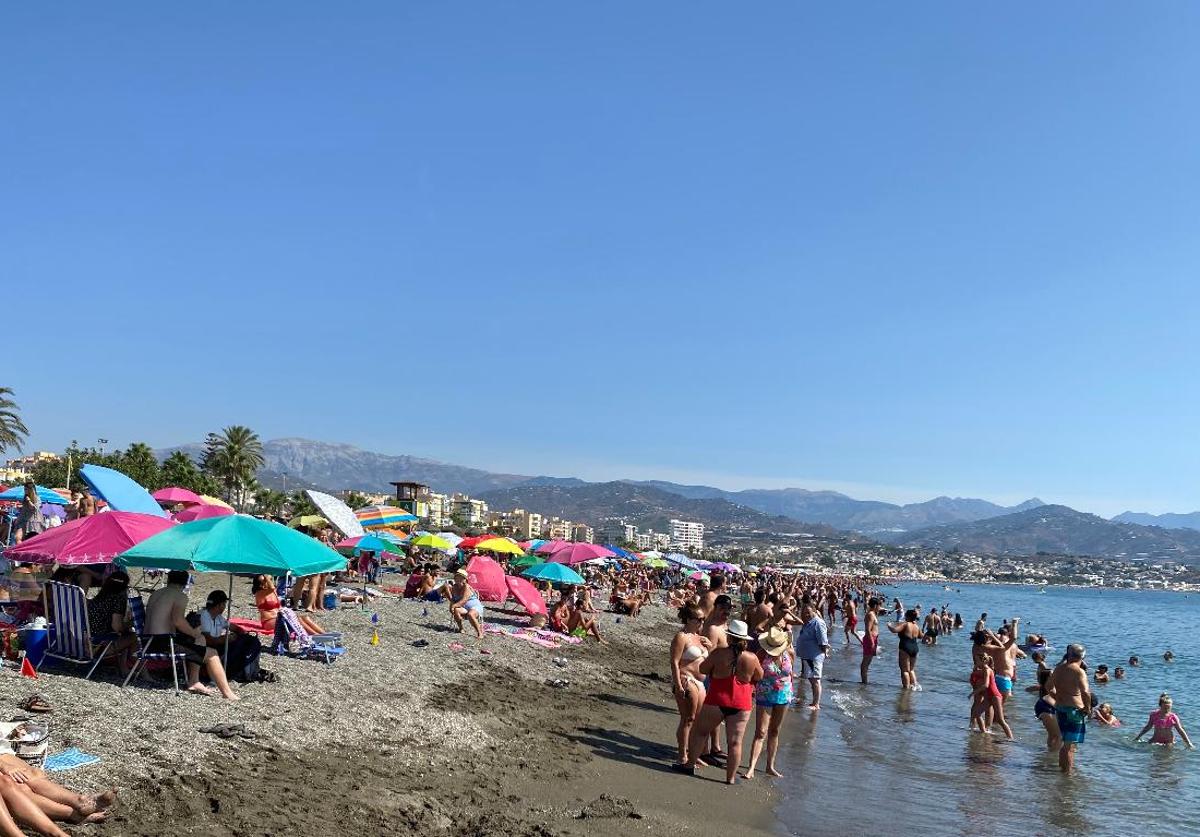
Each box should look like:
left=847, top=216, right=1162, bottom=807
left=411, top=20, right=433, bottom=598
left=9, top=575, right=777, bottom=836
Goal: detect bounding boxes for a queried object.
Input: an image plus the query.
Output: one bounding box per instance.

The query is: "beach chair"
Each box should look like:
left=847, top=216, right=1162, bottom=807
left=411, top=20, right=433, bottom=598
left=275, top=607, right=345, bottom=664
left=121, top=595, right=189, bottom=694
left=39, top=581, right=119, bottom=679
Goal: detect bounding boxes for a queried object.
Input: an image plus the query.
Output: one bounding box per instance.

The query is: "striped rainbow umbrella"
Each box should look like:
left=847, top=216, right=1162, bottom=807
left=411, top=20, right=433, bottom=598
left=354, top=505, right=419, bottom=529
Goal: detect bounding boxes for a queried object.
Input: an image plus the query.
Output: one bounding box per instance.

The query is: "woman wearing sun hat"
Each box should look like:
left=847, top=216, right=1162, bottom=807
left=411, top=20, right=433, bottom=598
left=743, top=626, right=794, bottom=780
left=679, top=619, right=763, bottom=785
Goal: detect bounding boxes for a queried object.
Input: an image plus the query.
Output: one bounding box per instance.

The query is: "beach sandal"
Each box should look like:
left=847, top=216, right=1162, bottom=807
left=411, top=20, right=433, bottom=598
left=544, top=678, right=569, bottom=688
left=411, top=639, right=430, bottom=648
left=19, top=694, right=52, bottom=714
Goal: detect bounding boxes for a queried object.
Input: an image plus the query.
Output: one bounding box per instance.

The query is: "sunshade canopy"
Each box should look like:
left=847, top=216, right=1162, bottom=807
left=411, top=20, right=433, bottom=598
left=174, top=504, right=235, bottom=523
left=305, top=490, right=364, bottom=538
left=505, top=575, right=548, bottom=616
left=355, top=505, right=419, bottom=528
left=0, top=485, right=70, bottom=505
left=80, top=465, right=168, bottom=518
left=152, top=487, right=204, bottom=506
left=465, top=555, right=507, bottom=602
left=474, top=537, right=525, bottom=556
left=119, top=514, right=347, bottom=576
left=5, top=512, right=175, bottom=565
left=548, top=543, right=616, bottom=566
left=521, top=562, right=584, bottom=585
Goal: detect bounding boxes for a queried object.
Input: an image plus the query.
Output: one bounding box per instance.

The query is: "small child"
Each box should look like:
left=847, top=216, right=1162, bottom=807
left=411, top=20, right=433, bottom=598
left=1092, top=702, right=1120, bottom=727
left=1134, top=694, right=1194, bottom=748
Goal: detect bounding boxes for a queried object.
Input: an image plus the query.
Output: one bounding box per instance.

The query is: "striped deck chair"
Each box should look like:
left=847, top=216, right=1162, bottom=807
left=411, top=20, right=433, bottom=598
left=41, top=582, right=94, bottom=673
left=121, top=595, right=188, bottom=694
left=275, top=607, right=345, bottom=664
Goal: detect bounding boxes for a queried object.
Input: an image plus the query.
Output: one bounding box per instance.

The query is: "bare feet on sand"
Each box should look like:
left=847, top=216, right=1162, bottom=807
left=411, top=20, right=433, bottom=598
left=766, top=767, right=784, bottom=778
left=187, top=684, right=216, bottom=696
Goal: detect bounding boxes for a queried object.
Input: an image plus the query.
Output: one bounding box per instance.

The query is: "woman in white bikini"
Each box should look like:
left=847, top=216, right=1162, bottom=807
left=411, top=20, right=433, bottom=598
left=669, top=603, right=711, bottom=767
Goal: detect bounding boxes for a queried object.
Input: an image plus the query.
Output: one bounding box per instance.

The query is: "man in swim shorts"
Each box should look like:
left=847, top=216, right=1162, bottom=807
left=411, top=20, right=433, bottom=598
left=859, top=597, right=882, bottom=684
left=986, top=617, right=1021, bottom=702
left=1046, top=643, right=1090, bottom=773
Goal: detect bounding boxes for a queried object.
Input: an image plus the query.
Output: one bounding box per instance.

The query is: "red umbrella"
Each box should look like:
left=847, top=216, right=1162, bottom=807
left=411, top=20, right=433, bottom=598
left=174, top=504, right=235, bottom=523
left=4, top=512, right=175, bottom=565
left=152, top=486, right=204, bottom=506
left=533, top=539, right=571, bottom=556
left=549, top=543, right=617, bottom=566
left=465, top=555, right=506, bottom=602
left=457, top=534, right=496, bottom=551
left=504, top=575, right=547, bottom=616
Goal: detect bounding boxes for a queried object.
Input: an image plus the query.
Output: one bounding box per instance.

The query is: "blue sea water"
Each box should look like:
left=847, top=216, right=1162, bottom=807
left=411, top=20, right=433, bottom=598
left=773, top=583, right=1199, bottom=837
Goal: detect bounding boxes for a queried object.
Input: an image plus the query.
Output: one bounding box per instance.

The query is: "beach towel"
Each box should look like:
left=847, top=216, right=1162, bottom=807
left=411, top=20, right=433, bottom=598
left=483, top=624, right=585, bottom=649
left=44, top=748, right=101, bottom=772
left=229, top=617, right=273, bottom=636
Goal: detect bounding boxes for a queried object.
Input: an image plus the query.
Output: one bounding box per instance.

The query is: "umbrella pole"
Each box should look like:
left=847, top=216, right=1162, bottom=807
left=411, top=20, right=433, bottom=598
left=223, top=574, right=233, bottom=671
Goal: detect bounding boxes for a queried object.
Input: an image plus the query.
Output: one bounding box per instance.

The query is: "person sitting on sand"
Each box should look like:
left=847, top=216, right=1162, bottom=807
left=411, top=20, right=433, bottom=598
left=1092, top=703, right=1121, bottom=727
left=609, top=579, right=642, bottom=617
left=145, top=571, right=239, bottom=701
left=447, top=568, right=485, bottom=639
left=0, top=748, right=117, bottom=837
left=1134, top=693, right=1194, bottom=748
left=253, top=575, right=328, bottom=637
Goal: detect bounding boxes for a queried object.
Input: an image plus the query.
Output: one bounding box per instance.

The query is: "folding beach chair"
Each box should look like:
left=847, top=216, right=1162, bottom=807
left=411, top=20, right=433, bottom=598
left=121, top=595, right=189, bottom=694
left=40, top=581, right=120, bottom=679
left=274, top=607, right=345, bottom=664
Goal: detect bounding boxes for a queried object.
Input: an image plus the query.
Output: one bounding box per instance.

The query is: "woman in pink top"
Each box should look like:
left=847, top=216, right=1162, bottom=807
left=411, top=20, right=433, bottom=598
left=1134, top=694, right=1194, bottom=748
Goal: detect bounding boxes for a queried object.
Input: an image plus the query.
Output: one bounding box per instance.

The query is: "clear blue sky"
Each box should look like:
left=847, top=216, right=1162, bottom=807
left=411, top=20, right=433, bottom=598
left=4, top=3, right=1199, bottom=517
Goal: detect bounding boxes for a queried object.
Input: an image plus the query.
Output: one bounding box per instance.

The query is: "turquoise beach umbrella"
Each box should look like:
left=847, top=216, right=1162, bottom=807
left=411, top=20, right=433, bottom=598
left=118, top=514, right=347, bottom=576
left=522, top=562, right=585, bottom=585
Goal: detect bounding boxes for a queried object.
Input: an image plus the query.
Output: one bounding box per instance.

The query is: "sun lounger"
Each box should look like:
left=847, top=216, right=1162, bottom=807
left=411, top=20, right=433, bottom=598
left=274, top=607, right=345, bottom=664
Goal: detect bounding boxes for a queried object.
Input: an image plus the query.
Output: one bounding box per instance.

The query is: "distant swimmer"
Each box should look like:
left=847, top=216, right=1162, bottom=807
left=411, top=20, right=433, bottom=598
left=1163, top=650, right=1175, bottom=663
left=1133, top=694, right=1194, bottom=748
left=1129, top=655, right=1141, bottom=667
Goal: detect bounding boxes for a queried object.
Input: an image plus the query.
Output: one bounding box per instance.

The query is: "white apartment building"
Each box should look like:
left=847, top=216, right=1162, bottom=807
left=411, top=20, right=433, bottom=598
left=508, top=509, right=544, bottom=540
left=425, top=493, right=451, bottom=528
left=570, top=523, right=594, bottom=544
left=669, top=519, right=705, bottom=551
left=544, top=517, right=574, bottom=541
left=450, top=494, right=489, bottom=526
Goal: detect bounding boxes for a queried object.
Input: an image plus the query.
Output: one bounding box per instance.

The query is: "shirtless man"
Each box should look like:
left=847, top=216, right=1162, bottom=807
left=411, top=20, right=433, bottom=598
left=858, top=597, right=882, bottom=684
left=701, top=594, right=733, bottom=651
left=144, top=571, right=239, bottom=700
left=1046, top=644, right=1090, bottom=773
left=987, top=619, right=1023, bottom=702
left=698, top=574, right=727, bottom=620
left=745, top=589, right=773, bottom=634
left=78, top=487, right=96, bottom=518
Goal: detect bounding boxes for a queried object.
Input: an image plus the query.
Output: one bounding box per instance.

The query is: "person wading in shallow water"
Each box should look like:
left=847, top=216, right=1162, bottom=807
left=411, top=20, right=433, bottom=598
left=1046, top=644, right=1090, bottom=773
left=857, top=597, right=882, bottom=684
left=888, top=609, right=922, bottom=691
left=794, top=601, right=831, bottom=710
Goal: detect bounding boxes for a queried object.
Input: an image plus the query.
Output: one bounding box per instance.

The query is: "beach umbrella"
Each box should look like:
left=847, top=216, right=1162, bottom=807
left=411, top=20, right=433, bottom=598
left=474, top=537, right=525, bottom=556
left=643, top=557, right=668, bottom=569
left=372, top=530, right=405, bottom=545
left=198, top=495, right=235, bottom=510
left=640, top=550, right=663, bottom=560
left=409, top=533, right=453, bottom=551
left=305, top=490, right=364, bottom=538
left=174, top=503, right=235, bottom=523
left=710, top=561, right=740, bottom=574
left=335, top=535, right=403, bottom=556
left=119, top=515, right=347, bottom=577
left=4, top=512, right=176, bottom=565
left=40, top=503, right=68, bottom=520
left=152, top=487, right=204, bottom=506
left=504, top=575, right=548, bottom=617
left=746, top=565, right=760, bottom=573
left=509, top=554, right=543, bottom=571
left=465, top=555, right=506, bottom=602
left=0, top=485, right=70, bottom=505
left=528, top=538, right=547, bottom=551
left=522, top=562, right=585, bottom=586
left=603, top=544, right=634, bottom=560
left=693, top=559, right=715, bottom=570
left=354, top=505, right=418, bottom=529
left=79, top=465, right=168, bottom=518
left=548, top=543, right=617, bottom=566
left=435, top=532, right=463, bottom=548
left=457, top=534, right=500, bottom=551
left=665, top=553, right=699, bottom=571
left=288, top=514, right=329, bottom=530
left=689, top=571, right=710, bottom=583
left=533, top=539, right=571, bottom=556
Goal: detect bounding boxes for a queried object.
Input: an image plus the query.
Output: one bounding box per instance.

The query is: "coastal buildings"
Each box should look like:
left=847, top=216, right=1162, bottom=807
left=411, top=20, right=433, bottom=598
left=570, top=523, right=594, bottom=544
left=670, top=519, right=705, bottom=551
left=450, top=493, right=489, bottom=527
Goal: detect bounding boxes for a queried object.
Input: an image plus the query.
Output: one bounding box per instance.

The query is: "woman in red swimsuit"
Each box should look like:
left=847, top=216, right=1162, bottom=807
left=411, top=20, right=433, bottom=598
left=679, top=619, right=762, bottom=785
left=970, top=654, right=1013, bottom=739
left=253, top=575, right=328, bottom=637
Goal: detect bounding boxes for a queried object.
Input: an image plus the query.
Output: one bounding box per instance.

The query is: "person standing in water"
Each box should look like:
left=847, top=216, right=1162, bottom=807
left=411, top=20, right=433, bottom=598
left=1030, top=651, right=1061, bottom=750
left=858, top=597, right=882, bottom=684
left=1133, top=694, right=1194, bottom=748
left=1046, top=644, right=1090, bottom=773
left=794, top=601, right=831, bottom=710
left=888, top=609, right=922, bottom=691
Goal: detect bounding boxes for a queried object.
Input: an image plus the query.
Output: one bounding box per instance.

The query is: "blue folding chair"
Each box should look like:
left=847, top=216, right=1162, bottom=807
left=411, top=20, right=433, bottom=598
left=121, top=595, right=188, bottom=694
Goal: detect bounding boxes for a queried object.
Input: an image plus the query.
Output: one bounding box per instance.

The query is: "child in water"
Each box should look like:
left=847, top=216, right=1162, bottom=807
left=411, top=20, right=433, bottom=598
left=1092, top=703, right=1121, bottom=727
left=1133, top=694, right=1194, bottom=748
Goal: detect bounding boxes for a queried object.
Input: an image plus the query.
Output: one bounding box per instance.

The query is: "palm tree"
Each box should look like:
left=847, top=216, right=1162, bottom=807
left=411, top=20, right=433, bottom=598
left=0, top=388, right=29, bottom=454
left=202, top=426, right=266, bottom=511
left=253, top=487, right=288, bottom=519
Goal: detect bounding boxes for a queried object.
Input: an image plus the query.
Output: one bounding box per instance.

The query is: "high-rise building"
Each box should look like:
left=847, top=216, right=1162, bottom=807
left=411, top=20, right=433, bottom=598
left=669, top=519, right=705, bottom=551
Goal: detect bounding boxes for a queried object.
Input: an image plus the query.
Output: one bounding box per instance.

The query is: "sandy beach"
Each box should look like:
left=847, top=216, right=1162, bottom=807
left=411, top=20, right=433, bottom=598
left=5, top=574, right=778, bottom=836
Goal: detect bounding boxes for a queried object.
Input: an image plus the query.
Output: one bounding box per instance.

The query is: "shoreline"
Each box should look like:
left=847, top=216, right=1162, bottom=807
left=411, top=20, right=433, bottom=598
left=10, top=575, right=778, bottom=836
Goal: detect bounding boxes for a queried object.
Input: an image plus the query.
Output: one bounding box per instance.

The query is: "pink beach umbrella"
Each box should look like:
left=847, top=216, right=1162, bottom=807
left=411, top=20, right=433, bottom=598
left=174, top=504, right=235, bottom=523
left=533, top=540, right=571, bottom=556
left=3, top=512, right=176, bottom=565
left=152, top=486, right=204, bottom=506
left=504, top=575, right=548, bottom=617
left=465, top=555, right=507, bottom=603
left=548, top=543, right=617, bottom=566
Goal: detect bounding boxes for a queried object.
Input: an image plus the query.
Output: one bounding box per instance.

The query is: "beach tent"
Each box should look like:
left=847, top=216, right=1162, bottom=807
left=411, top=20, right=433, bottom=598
left=4, top=512, right=175, bottom=565
left=174, top=504, right=235, bottom=523
left=80, top=465, right=168, bottom=518
left=305, top=490, right=364, bottom=539
left=548, top=543, right=616, bottom=566
left=152, top=487, right=204, bottom=506
left=0, top=485, right=70, bottom=505
left=504, top=576, right=548, bottom=617
left=465, top=555, right=506, bottom=602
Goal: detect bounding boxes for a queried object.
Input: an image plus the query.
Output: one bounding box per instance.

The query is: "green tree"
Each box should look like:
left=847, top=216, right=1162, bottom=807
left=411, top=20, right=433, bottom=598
left=287, top=490, right=318, bottom=518
left=117, top=442, right=163, bottom=490
left=343, top=491, right=370, bottom=510
left=201, top=426, right=266, bottom=511
left=161, top=450, right=212, bottom=495
left=0, top=388, right=28, bottom=454
left=253, top=487, right=288, bottom=518
left=29, top=441, right=118, bottom=489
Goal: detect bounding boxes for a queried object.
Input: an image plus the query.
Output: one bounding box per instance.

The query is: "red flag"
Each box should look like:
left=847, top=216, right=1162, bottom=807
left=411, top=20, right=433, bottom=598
left=20, top=656, right=37, bottom=679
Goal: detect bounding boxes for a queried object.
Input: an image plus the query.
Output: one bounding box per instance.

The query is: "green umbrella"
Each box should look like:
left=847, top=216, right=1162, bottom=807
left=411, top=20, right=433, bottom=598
left=643, top=557, right=668, bottom=569
left=510, top=554, right=543, bottom=571
left=119, top=514, right=347, bottom=576
left=409, top=533, right=453, bottom=551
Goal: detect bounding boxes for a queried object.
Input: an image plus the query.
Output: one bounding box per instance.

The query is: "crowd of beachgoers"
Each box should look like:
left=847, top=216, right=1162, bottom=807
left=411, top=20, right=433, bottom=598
left=0, top=478, right=1192, bottom=835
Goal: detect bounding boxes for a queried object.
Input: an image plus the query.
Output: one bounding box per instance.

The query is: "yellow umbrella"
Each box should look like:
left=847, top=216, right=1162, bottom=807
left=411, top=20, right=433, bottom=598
left=474, top=537, right=525, bottom=556
left=288, top=515, right=329, bottom=530
left=199, top=495, right=235, bottom=510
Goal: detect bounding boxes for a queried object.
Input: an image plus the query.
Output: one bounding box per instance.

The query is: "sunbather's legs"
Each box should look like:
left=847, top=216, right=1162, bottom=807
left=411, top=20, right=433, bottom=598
left=464, top=609, right=484, bottom=639
left=450, top=606, right=464, bottom=632
left=202, top=649, right=240, bottom=700
left=298, top=615, right=326, bottom=635
left=0, top=776, right=70, bottom=837
left=0, top=797, right=27, bottom=837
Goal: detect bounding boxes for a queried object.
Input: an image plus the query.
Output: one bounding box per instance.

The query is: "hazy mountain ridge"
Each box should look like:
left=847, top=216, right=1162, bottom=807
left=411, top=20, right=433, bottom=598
left=888, top=504, right=1200, bottom=563
left=1112, top=510, right=1200, bottom=531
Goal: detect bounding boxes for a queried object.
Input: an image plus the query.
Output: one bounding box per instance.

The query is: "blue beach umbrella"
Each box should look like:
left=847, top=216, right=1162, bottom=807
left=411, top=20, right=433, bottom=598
left=80, top=464, right=168, bottom=517
left=665, top=553, right=700, bottom=571
left=0, top=485, right=69, bottom=505
left=522, top=562, right=585, bottom=585
left=604, top=544, right=634, bottom=560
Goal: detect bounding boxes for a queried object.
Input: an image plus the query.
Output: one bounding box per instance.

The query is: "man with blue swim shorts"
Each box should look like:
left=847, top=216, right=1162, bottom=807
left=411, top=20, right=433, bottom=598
left=1047, top=644, right=1090, bottom=774
left=987, top=617, right=1022, bottom=703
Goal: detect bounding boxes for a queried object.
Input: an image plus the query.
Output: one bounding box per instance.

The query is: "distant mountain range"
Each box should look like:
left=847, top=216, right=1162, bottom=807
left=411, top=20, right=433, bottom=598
left=477, top=481, right=853, bottom=540
left=1111, top=510, right=1200, bottom=531
left=888, top=504, right=1200, bottom=563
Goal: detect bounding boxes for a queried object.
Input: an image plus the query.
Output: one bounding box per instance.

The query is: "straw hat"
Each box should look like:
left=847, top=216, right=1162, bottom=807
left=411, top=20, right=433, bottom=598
left=727, top=619, right=752, bottom=641
left=454, top=568, right=468, bottom=578
left=758, top=627, right=789, bottom=657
